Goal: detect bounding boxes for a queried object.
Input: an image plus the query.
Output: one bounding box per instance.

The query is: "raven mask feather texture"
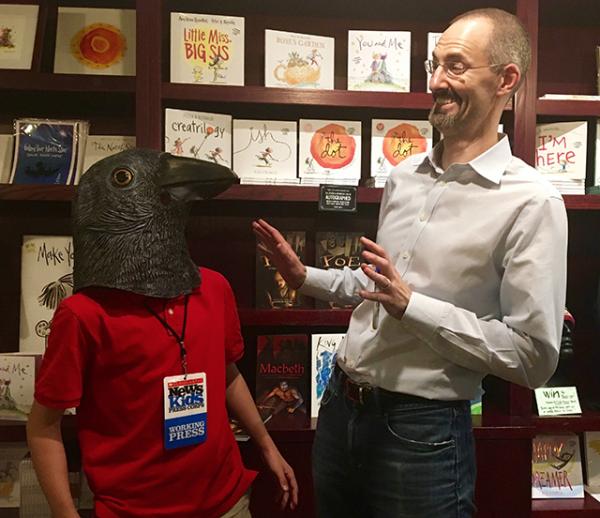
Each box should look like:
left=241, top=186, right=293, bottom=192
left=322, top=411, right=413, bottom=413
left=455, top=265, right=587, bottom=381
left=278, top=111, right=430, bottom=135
left=73, top=149, right=238, bottom=297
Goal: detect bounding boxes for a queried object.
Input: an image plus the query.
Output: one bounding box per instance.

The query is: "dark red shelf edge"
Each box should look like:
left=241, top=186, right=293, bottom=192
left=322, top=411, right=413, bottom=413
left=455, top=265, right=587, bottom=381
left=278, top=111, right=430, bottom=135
left=532, top=493, right=600, bottom=515
left=161, top=83, right=435, bottom=110
left=537, top=99, right=600, bottom=117
left=0, top=70, right=135, bottom=93
left=2, top=185, right=599, bottom=209
left=238, top=309, right=352, bottom=327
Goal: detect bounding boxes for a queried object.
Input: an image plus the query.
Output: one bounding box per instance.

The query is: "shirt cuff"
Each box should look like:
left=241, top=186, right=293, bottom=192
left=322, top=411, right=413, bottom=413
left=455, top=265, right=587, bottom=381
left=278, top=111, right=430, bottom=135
left=298, top=266, right=334, bottom=300
left=400, top=291, right=452, bottom=341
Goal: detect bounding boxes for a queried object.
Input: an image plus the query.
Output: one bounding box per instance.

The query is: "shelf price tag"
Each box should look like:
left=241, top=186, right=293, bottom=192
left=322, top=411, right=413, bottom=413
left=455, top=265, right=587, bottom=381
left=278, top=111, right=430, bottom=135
left=534, top=386, right=582, bottom=416
left=318, top=185, right=357, bottom=213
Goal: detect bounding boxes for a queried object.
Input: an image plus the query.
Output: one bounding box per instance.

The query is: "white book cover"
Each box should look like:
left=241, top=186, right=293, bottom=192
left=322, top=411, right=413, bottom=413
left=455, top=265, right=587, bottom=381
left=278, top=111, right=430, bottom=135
left=54, top=7, right=136, bottom=75
left=265, top=29, right=334, bottom=89
left=535, top=121, right=588, bottom=184
left=170, top=12, right=244, bottom=85
left=426, top=32, right=442, bottom=92
left=0, top=4, right=38, bottom=70
left=311, top=333, right=344, bottom=418
left=371, top=119, right=432, bottom=177
left=0, top=354, right=40, bottom=422
left=532, top=433, right=584, bottom=499
left=82, top=135, right=136, bottom=174
left=584, top=431, right=600, bottom=487
left=0, top=443, right=28, bottom=508
left=19, top=236, right=74, bottom=354
left=0, top=135, right=13, bottom=183
left=347, top=30, right=411, bottom=92
left=164, top=108, right=232, bottom=166
left=232, top=120, right=297, bottom=184
left=299, top=119, right=361, bottom=185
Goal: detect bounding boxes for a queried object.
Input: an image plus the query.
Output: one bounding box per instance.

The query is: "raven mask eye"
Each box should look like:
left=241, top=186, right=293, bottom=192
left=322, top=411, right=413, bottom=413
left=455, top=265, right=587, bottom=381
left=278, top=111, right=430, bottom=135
left=111, top=168, right=134, bottom=188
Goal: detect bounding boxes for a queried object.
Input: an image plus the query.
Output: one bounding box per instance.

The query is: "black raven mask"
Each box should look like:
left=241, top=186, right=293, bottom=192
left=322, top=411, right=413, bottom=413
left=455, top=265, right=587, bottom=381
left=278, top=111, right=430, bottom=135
left=73, top=149, right=238, bottom=297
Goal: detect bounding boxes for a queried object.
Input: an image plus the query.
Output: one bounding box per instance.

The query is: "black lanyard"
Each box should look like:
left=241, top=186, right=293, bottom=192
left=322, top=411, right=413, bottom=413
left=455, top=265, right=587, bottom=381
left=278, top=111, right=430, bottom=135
left=144, top=295, right=190, bottom=377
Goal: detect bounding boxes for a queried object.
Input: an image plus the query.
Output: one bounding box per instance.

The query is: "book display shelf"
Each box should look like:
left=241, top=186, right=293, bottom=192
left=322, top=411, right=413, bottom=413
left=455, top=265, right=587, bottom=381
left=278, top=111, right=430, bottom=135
left=1, top=0, right=599, bottom=515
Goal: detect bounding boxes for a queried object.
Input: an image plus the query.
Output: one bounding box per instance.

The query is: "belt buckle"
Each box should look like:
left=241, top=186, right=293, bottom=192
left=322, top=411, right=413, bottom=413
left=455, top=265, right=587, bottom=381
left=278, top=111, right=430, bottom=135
left=358, top=385, right=368, bottom=405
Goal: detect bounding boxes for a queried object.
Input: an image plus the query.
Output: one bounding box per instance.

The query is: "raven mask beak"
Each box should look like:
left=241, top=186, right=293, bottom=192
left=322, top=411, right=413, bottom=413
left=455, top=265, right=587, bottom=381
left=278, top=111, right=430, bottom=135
left=157, top=153, right=239, bottom=201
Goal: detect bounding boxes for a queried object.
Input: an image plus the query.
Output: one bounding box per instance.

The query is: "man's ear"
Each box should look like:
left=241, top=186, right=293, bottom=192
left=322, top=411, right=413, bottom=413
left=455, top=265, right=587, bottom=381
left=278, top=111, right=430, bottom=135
left=497, top=63, right=520, bottom=97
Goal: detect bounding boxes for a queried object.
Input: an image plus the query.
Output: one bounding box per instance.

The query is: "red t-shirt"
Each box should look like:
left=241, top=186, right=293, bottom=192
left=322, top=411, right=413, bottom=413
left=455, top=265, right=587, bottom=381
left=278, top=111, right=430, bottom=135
left=35, top=268, right=256, bottom=518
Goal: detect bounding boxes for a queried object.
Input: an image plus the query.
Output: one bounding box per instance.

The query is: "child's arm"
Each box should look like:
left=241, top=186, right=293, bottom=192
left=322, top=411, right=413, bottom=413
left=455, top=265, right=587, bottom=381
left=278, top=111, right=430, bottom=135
left=225, top=363, right=298, bottom=510
left=26, top=401, right=80, bottom=518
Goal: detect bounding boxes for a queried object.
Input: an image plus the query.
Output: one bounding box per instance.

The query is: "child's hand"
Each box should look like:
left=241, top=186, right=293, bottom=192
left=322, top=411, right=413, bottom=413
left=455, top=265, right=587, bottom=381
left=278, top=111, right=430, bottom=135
left=261, top=445, right=299, bottom=511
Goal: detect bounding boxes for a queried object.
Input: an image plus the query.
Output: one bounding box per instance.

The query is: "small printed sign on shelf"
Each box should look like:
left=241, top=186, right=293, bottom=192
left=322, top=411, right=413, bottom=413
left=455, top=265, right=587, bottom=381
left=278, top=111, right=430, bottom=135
left=318, top=185, right=357, bottom=213
left=534, top=386, right=582, bottom=416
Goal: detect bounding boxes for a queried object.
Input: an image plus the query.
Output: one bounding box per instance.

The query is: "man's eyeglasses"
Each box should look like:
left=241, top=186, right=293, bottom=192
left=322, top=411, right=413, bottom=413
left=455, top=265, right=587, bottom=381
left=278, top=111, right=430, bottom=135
left=424, top=59, right=505, bottom=78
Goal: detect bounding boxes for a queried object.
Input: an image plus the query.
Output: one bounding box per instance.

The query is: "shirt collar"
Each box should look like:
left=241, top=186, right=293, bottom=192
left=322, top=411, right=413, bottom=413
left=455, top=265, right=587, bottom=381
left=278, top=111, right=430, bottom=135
left=415, top=135, right=513, bottom=184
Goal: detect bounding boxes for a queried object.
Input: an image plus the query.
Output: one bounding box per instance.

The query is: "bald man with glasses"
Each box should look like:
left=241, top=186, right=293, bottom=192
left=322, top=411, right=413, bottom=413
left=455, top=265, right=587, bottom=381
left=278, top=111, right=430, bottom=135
left=253, top=8, right=567, bottom=517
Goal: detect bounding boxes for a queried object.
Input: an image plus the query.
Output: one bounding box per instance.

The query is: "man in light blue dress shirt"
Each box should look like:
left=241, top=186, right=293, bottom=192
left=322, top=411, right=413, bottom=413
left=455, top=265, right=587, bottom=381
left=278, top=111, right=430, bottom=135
left=253, top=8, right=567, bottom=518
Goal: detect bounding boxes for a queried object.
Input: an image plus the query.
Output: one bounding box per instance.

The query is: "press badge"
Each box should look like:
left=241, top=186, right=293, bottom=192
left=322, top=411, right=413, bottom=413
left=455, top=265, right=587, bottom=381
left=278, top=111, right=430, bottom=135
left=163, top=373, right=207, bottom=450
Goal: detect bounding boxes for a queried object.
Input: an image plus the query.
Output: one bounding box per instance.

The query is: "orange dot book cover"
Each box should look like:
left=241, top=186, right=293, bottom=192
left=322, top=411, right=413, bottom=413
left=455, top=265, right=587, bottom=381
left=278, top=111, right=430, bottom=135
left=53, top=7, right=136, bottom=76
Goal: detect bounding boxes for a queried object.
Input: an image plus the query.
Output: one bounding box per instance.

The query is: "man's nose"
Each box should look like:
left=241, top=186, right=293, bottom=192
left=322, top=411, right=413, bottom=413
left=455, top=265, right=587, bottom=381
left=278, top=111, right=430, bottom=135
left=429, top=64, right=449, bottom=91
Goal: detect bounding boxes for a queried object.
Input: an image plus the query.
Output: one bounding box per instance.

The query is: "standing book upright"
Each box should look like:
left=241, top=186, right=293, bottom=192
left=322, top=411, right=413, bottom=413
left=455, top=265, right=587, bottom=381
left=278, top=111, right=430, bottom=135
left=0, top=354, right=40, bottom=421
left=371, top=119, right=432, bottom=186
left=164, top=108, right=232, bottom=166
left=232, top=119, right=298, bottom=185
left=0, top=135, right=13, bottom=183
left=82, top=135, right=136, bottom=174
left=255, top=231, right=309, bottom=309
left=532, top=433, right=584, bottom=498
left=584, top=431, right=600, bottom=487
left=54, top=7, right=136, bottom=75
left=264, top=29, right=334, bottom=90
left=347, top=30, right=411, bottom=92
left=19, top=235, right=74, bottom=354
left=170, top=12, right=244, bottom=85
left=426, top=32, right=442, bottom=92
left=255, top=334, right=309, bottom=427
left=0, top=443, right=29, bottom=508
left=299, top=119, right=362, bottom=186
left=0, top=4, right=38, bottom=70
left=311, top=333, right=345, bottom=418
left=9, top=119, right=86, bottom=185
left=535, top=121, right=588, bottom=195
left=314, top=231, right=362, bottom=309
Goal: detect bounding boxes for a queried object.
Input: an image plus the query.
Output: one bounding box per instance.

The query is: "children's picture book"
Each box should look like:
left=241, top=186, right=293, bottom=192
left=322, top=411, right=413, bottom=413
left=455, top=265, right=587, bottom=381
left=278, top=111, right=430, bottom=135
left=315, top=231, right=362, bottom=309
left=347, top=30, right=411, bottom=92
left=584, top=431, right=600, bottom=487
left=164, top=108, right=232, bottom=166
left=54, top=7, right=136, bottom=76
left=9, top=119, right=85, bottom=185
left=0, top=354, right=40, bottom=422
left=535, top=121, right=588, bottom=195
left=19, top=235, right=74, bottom=354
left=371, top=119, right=432, bottom=184
left=0, top=135, right=13, bottom=183
left=310, top=333, right=344, bottom=418
left=299, top=119, right=361, bottom=185
left=0, top=443, right=29, bottom=508
left=426, top=32, right=442, bottom=92
left=82, top=135, right=136, bottom=174
left=0, top=4, right=38, bottom=70
left=265, top=29, right=334, bottom=90
left=232, top=119, right=298, bottom=185
left=256, top=231, right=309, bottom=309
left=170, top=12, right=244, bottom=85
left=255, top=334, right=309, bottom=428
left=532, top=433, right=584, bottom=498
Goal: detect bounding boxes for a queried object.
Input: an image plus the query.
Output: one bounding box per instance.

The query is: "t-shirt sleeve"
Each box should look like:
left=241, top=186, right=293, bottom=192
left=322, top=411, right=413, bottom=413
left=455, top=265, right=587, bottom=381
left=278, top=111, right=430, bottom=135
left=34, top=303, right=89, bottom=410
left=223, top=280, right=244, bottom=364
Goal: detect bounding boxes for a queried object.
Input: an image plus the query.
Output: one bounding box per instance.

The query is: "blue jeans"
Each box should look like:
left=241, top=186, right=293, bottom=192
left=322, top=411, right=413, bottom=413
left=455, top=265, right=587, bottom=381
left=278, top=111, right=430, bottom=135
left=312, top=367, right=476, bottom=518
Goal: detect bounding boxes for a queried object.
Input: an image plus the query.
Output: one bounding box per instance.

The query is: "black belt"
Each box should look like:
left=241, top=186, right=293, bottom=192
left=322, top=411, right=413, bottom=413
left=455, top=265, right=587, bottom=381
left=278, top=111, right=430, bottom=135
left=335, top=364, right=467, bottom=408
